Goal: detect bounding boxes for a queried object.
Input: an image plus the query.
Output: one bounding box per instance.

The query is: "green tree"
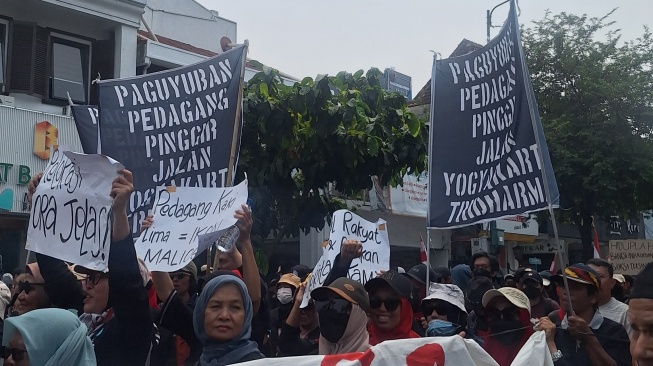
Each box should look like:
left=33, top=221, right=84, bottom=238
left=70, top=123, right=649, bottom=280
left=236, top=68, right=427, bottom=243
left=522, top=11, right=653, bottom=260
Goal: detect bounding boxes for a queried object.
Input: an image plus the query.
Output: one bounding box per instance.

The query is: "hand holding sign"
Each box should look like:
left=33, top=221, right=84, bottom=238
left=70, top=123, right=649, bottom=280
left=111, top=169, right=134, bottom=211
left=340, top=239, right=363, bottom=262
left=27, top=151, right=124, bottom=271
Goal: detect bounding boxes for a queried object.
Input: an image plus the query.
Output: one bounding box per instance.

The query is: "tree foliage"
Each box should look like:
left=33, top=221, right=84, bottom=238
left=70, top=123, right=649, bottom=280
left=236, top=68, right=428, bottom=242
left=522, top=11, right=653, bottom=259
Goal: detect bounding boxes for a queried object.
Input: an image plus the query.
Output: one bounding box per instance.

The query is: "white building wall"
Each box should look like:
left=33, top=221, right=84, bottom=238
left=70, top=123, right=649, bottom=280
left=142, top=0, right=237, bottom=54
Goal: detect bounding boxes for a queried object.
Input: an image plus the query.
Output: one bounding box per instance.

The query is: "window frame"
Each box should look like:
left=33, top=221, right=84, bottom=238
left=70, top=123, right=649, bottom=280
left=47, top=31, right=92, bottom=105
left=0, top=18, right=9, bottom=92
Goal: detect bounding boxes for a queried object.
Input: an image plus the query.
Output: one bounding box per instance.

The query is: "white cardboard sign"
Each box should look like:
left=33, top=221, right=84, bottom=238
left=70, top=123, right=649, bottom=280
left=26, top=150, right=123, bottom=271
left=302, top=209, right=390, bottom=306
left=135, top=180, right=248, bottom=271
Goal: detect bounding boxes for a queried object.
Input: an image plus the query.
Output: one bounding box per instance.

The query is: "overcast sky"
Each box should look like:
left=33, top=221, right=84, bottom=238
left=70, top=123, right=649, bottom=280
left=196, top=0, right=651, bottom=93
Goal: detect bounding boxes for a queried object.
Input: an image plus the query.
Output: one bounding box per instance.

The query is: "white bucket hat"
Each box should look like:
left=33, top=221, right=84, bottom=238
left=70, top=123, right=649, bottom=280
left=482, top=287, right=531, bottom=315
left=422, top=283, right=467, bottom=313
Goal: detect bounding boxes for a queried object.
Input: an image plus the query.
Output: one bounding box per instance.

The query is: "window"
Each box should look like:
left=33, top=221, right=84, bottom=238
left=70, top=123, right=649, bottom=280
left=0, top=21, right=7, bottom=91
left=49, top=34, right=90, bottom=104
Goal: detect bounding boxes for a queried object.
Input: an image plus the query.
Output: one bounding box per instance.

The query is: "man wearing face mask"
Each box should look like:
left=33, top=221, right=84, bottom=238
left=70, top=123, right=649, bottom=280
left=519, top=271, right=560, bottom=319
left=269, top=273, right=301, bottom=356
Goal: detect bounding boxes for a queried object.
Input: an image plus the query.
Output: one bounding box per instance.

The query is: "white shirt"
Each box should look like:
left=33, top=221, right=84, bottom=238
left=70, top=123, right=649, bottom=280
left=599, top=297, right=632, bottom=337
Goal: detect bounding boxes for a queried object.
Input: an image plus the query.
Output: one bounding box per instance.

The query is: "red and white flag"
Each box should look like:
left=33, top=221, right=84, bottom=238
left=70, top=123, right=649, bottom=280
left=236, top=336, right=498, bottom=366
left=419, top=234, right=428, bottom=264
left=592, top=217, right=601, bottom=258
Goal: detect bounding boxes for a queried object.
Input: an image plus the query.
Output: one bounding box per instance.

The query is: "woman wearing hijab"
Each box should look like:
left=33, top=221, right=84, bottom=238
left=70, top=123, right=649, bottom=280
left=310, top=277, right=370, bottom=355
left=194, top=275, right=264, bottom=365
left=364, top=270, right=420, bottom=345
left=2, top=308, right=96, bottom=366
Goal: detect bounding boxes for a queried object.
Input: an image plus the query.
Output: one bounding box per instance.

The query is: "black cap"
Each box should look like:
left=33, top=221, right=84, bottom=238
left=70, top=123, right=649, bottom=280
left=73, top=265, right=106, bottom=275
left=466, top=276, right=495, bottom=308
left=290, top=264, right=310, bottom=282
left=405, top=264, right=441, bottom=285
left=366, top=270, right=413, bottom=300
left=628, top=262, right=653, bottom=300
left=434, top=266, right=451, bottom=279
left=520, top=271, right=543, bottom=285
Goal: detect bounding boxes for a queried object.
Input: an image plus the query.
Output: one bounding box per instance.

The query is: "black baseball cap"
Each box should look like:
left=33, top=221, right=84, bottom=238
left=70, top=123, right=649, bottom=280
left=311, top=277, right=370, bottom=312
left=405, top=264, right=441, bottom=285
left=366, top=269, right=413, bottom=300
left=434, top=266, right=451, bottom=279
left=290, top=264, right=310, bottom=282
left=520, top=271, right=543, bottom=285
left=465, top=276, right=495, bottom=309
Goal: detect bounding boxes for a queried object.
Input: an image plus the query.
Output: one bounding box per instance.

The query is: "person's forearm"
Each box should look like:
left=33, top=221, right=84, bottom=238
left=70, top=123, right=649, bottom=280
left=151, top=271, right=174, bottom=302
left=286, top=301, right=302, bottom=328
left=584, top=336, right=617, bottom=366
left=240, top=241, right=261, bottom=313
left=112, top=210, right=130, bottom=241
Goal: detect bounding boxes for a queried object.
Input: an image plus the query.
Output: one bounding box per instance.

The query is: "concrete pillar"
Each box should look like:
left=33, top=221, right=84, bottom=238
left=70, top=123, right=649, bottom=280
left=299, top=225, right=330, bottom=267
left=114, top=24, right=137, bottom=78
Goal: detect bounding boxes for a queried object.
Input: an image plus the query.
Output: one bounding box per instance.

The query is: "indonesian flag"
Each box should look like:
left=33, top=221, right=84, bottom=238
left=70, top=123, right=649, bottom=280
left=592, top=217, right=601, bottom=258
left=419, top=234, right=428, bottom=264
left=235, top=333, right=553, bottom=366
left=235, top=337, right=497, bottom=366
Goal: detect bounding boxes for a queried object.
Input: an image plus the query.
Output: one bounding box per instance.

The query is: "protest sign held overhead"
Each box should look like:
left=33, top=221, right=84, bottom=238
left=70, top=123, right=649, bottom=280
left=609, top=239, right=653, bottom=275
left=97, top=45, right=248, bottom=235
left=428, top=0, right=559, bottom=229
left=26, top=150, right=124, bottom=271
left=301, top=209, right=390, bottom=306
left=134, top=179, right=248, bottom=272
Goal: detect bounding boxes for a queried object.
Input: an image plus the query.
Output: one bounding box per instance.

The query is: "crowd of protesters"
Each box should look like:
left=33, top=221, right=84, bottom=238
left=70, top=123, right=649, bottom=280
left=0, top=169, right=651, bottom=366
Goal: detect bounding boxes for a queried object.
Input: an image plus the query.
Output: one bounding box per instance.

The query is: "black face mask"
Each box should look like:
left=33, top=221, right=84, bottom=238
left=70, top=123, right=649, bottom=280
left=489, top=318, right=524, bottom=345
left=473, top=268, right=492, bottom=279
left=522, top=285, right=541, bottom=300
left=319, top=309, right=350, bottom=343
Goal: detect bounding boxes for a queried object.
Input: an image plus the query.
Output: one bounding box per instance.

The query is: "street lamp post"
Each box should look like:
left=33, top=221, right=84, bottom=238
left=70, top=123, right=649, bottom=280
left=486, top=0, right=511, bottom=43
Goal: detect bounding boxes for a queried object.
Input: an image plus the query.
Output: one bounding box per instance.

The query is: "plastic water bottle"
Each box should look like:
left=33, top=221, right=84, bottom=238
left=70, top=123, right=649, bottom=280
left=216, top=226, right=240, bottom=252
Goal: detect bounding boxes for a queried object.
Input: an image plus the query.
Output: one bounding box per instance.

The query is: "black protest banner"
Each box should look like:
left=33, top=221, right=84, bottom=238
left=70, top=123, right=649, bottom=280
left=71, top=105, right=99, bottom=154
left=427, top=0, right=559, bottom=229
left=97, top=45, right=247, bottom=235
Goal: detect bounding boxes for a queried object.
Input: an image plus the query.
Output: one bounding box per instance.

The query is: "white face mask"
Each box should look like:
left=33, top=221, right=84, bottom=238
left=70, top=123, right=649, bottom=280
left=277, top=287, right=293, bottom=304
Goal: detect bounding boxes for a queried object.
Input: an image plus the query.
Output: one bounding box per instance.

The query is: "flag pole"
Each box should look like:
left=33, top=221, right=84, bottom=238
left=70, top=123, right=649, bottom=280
left=511, top=0, right=572, bottom=314
left=425, top=50, right=440, bottom=296
left=226, top=40, right=249, bottom=187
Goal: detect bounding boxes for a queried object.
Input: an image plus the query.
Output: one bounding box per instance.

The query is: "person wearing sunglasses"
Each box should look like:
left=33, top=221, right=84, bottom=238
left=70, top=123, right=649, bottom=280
left=311, top=277, right=370, bottom=354
left=2, top=307, right=96, bottom=366
left=279, top=282, right=321, bottom=356
left=421, top=283, right=470, bottom=339
left=480, top=287, right=533, bottom=366
left=27, top=170, right=154, bottom=366
left=364, top=270, right=420, bottom=345
left=170, top=261, right=199, bottom=310
left=10, top=265, right=51, bottom=317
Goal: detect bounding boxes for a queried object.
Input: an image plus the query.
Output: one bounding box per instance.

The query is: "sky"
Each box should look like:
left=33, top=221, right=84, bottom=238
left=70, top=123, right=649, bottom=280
left=196, top=0, right=651, bottom=94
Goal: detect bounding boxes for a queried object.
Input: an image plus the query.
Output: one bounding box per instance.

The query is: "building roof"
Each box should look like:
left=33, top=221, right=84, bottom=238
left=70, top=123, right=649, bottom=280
left=408, top=38, right=483, bottom=107
left=136, top=30, right=293, bottom=76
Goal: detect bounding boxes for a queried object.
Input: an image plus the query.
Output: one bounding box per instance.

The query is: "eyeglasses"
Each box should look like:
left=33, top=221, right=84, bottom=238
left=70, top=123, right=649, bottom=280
left=314, top=298, right=352, bottom=314
left=422, top=301, right=451, bottom=317
left=4, top=347, right=27, bottom=361
left=170, top=273, right=189, bottom=281
left=369, top=297, right=401, bottom=312
left=485, top=306, right=519, bottom=321
left=85, top=272, right=109, bottom=286
left=14, top=281, right=45, bottom=295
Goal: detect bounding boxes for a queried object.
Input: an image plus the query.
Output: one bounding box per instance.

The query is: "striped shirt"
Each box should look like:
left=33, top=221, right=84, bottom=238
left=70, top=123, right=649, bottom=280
left=599, top=297, right=632, bottom=338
